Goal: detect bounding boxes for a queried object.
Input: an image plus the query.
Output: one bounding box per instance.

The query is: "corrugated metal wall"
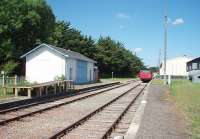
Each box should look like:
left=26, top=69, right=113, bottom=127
left=76, top=60, right=88, bottom=84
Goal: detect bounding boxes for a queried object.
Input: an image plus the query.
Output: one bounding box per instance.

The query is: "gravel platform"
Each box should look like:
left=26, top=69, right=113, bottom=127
left=135, top=85, right=189, bottom=139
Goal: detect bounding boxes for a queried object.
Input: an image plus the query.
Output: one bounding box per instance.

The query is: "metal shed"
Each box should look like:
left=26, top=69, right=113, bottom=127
left=21, top=43, right=97, bottom=84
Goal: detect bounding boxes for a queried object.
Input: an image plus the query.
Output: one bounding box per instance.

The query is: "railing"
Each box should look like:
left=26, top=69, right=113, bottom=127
left=0, top=76, right=27, bottom=86
left=1, top=80, right=75, bottom=98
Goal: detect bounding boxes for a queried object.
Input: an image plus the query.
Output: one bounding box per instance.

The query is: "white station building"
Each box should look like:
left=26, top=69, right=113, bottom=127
left=21, top=43, right=97, bottom=84
left=160, top=56, right=192, bottom=77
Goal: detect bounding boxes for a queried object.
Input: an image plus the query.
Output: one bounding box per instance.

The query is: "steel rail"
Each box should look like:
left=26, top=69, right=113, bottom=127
left=0, top=81, right=136, bottom=126
left=101, top=83, right=147, bottom=139
left=0, top=82, right=121, bottom=114
left=48, top=82, right=142, bottom=139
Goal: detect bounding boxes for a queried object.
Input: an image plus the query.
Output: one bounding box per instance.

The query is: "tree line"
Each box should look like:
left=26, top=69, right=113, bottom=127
left=0, top=0, right=144, bottom=77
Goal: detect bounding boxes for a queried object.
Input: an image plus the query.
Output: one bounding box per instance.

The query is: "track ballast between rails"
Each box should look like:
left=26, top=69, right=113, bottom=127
left=49, top=82, right=146, bottom=139
left=0, top=80, right=137, bottom=126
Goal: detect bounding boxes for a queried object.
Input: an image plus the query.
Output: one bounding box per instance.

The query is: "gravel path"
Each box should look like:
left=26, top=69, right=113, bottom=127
left=135, top=85, right=189, bottom=139
left=0, top=82, right=140, bottom=139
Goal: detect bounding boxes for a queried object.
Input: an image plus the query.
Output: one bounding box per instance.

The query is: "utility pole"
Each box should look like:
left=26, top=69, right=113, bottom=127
left=163, top=0, right=168, bottom=85
left=158, top=48, right=161, bottom=68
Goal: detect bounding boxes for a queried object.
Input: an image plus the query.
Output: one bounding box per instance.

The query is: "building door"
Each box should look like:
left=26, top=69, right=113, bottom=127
left=69, top=68, right=73, bottom=80
left=76, top=60, right=87, bottom=84
left=90, top=69, right=92, bottom=81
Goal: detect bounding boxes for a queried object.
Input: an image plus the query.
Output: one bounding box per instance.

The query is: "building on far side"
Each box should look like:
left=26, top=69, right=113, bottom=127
left=160, top=56, right=192, bottom=78
left=187, top=57, right=200, bottom=83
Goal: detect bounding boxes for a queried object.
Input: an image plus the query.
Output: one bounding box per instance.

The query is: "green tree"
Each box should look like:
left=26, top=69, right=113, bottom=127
left=2, top=61, right=18, bottom=75
left=95, top=36, right=144, bottom=77
left=49, top=21, right=97, bottom=59
left=0, top=0, right=55, bottom=73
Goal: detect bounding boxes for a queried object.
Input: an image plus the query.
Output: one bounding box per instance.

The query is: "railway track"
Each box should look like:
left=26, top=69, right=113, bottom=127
left=0, top=82, right=121, bottom=113
left=49, top=83, right=147, bottom=139
left=108, top=85, right=144, bottom=139
left=1, top=81, right=142, bottom=139
left=0, top=81, right=136, bottom=126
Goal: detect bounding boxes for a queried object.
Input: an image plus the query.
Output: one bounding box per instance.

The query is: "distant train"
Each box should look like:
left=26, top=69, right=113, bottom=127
left=138, top=70, right=153, bottom=82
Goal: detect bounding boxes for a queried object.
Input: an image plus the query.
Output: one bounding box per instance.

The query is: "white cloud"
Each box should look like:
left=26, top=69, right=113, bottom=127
left=133, top=47, right=143, bottom=53
left=172, top=18, right=184, bottom=25
left=119, top=25, right=125, bottom=29
left=116, top=13, right=130, bottom=19
left=167, top=17, right=172, bottom=24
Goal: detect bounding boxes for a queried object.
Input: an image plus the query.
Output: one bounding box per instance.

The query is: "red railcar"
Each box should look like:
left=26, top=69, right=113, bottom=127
left=138, top=70, right=153, bottom=82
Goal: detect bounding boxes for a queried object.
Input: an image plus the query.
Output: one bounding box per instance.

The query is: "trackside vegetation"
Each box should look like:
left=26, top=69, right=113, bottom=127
left=170, top=80, right=200, bottom=138
left=0, top=0, right=144, bottom=77
left=152, top=79, right=200, bottom=138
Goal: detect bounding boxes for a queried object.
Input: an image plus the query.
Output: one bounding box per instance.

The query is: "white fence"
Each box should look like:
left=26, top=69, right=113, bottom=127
left=0, top=76, right=27, bottom=86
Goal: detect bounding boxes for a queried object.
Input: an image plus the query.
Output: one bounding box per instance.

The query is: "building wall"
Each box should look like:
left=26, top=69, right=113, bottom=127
left=160, top=57, right=192, bottom=76
left=87, top=62, right=94, bottom=82
left=26, top=47, right=65, bottom=83
left=65, top=58, right=76, bottom=81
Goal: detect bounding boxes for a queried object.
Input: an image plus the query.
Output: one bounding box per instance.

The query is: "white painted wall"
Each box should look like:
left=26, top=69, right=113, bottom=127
left=65, top=58, right=76, bottom=81
left=26, top=47, right=65, bottom=83
left=160, top=56, right=192, bottom=76
left=87, top=62, right=94, bottom=82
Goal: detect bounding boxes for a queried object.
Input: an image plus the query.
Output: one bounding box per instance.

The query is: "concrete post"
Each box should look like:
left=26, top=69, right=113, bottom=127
left=27, top=88, right=31, bottom=98
left=45, top=86, right=48, bottom=95
left=14, top=75, right=17, bottom=86
left=3, top=87, right=6, bottom=95
left=2, top=73, right=5, bottom=87
left=54, top=84, right=57, bottom=94
left=168, top=75, right=171, bottom=86
left=39, top=87, right=42, bottom=96
left=14, top=88, right=18, bottom=97
left=59, top=83, right=62, bottom=93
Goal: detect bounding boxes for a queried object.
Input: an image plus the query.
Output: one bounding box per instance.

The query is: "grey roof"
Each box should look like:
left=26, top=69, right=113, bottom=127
left=20, top=43, right=96, bottom=63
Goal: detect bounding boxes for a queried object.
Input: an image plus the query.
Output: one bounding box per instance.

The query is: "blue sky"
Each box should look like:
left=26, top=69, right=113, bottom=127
left=47, top=0, right=200, bottom=66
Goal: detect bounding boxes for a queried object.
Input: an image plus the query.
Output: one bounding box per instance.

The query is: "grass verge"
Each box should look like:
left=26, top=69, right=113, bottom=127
left=170, top=80, right=200, bottom=138
left=0, top=87, right=14, bottom=100
left=151, top=79, right=164, bottom=85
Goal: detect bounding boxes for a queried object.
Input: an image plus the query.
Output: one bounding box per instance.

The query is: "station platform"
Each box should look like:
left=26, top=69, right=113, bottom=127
left=124, top=84, right=189, bottom=139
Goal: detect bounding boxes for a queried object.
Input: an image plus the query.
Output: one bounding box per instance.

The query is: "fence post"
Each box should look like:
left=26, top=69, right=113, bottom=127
left=1, top=71, right=6, bottom=95
left=27, top=88, right=31, bottom=98
left=2, top=73, right=5, bottom=87
left=54, top=84, right=57, bottom=94
left=3, top=86, right=7, bottom=95
left=15, top=88, right=18, bottom=97
left=14, top=75, right=17, bottom=86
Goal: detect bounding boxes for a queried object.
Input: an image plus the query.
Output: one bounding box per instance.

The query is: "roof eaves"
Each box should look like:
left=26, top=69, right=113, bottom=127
left=20, top=43, right=69, bottom=59
left=42, top=43, right=69, bottom=58
left=20, top=43, right=44, bottom=58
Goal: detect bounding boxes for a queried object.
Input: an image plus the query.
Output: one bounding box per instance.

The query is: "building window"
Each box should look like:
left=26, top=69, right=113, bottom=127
left=192, top=63, right=198, bottom=70
left=190, top=65, right=192, bottom=71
